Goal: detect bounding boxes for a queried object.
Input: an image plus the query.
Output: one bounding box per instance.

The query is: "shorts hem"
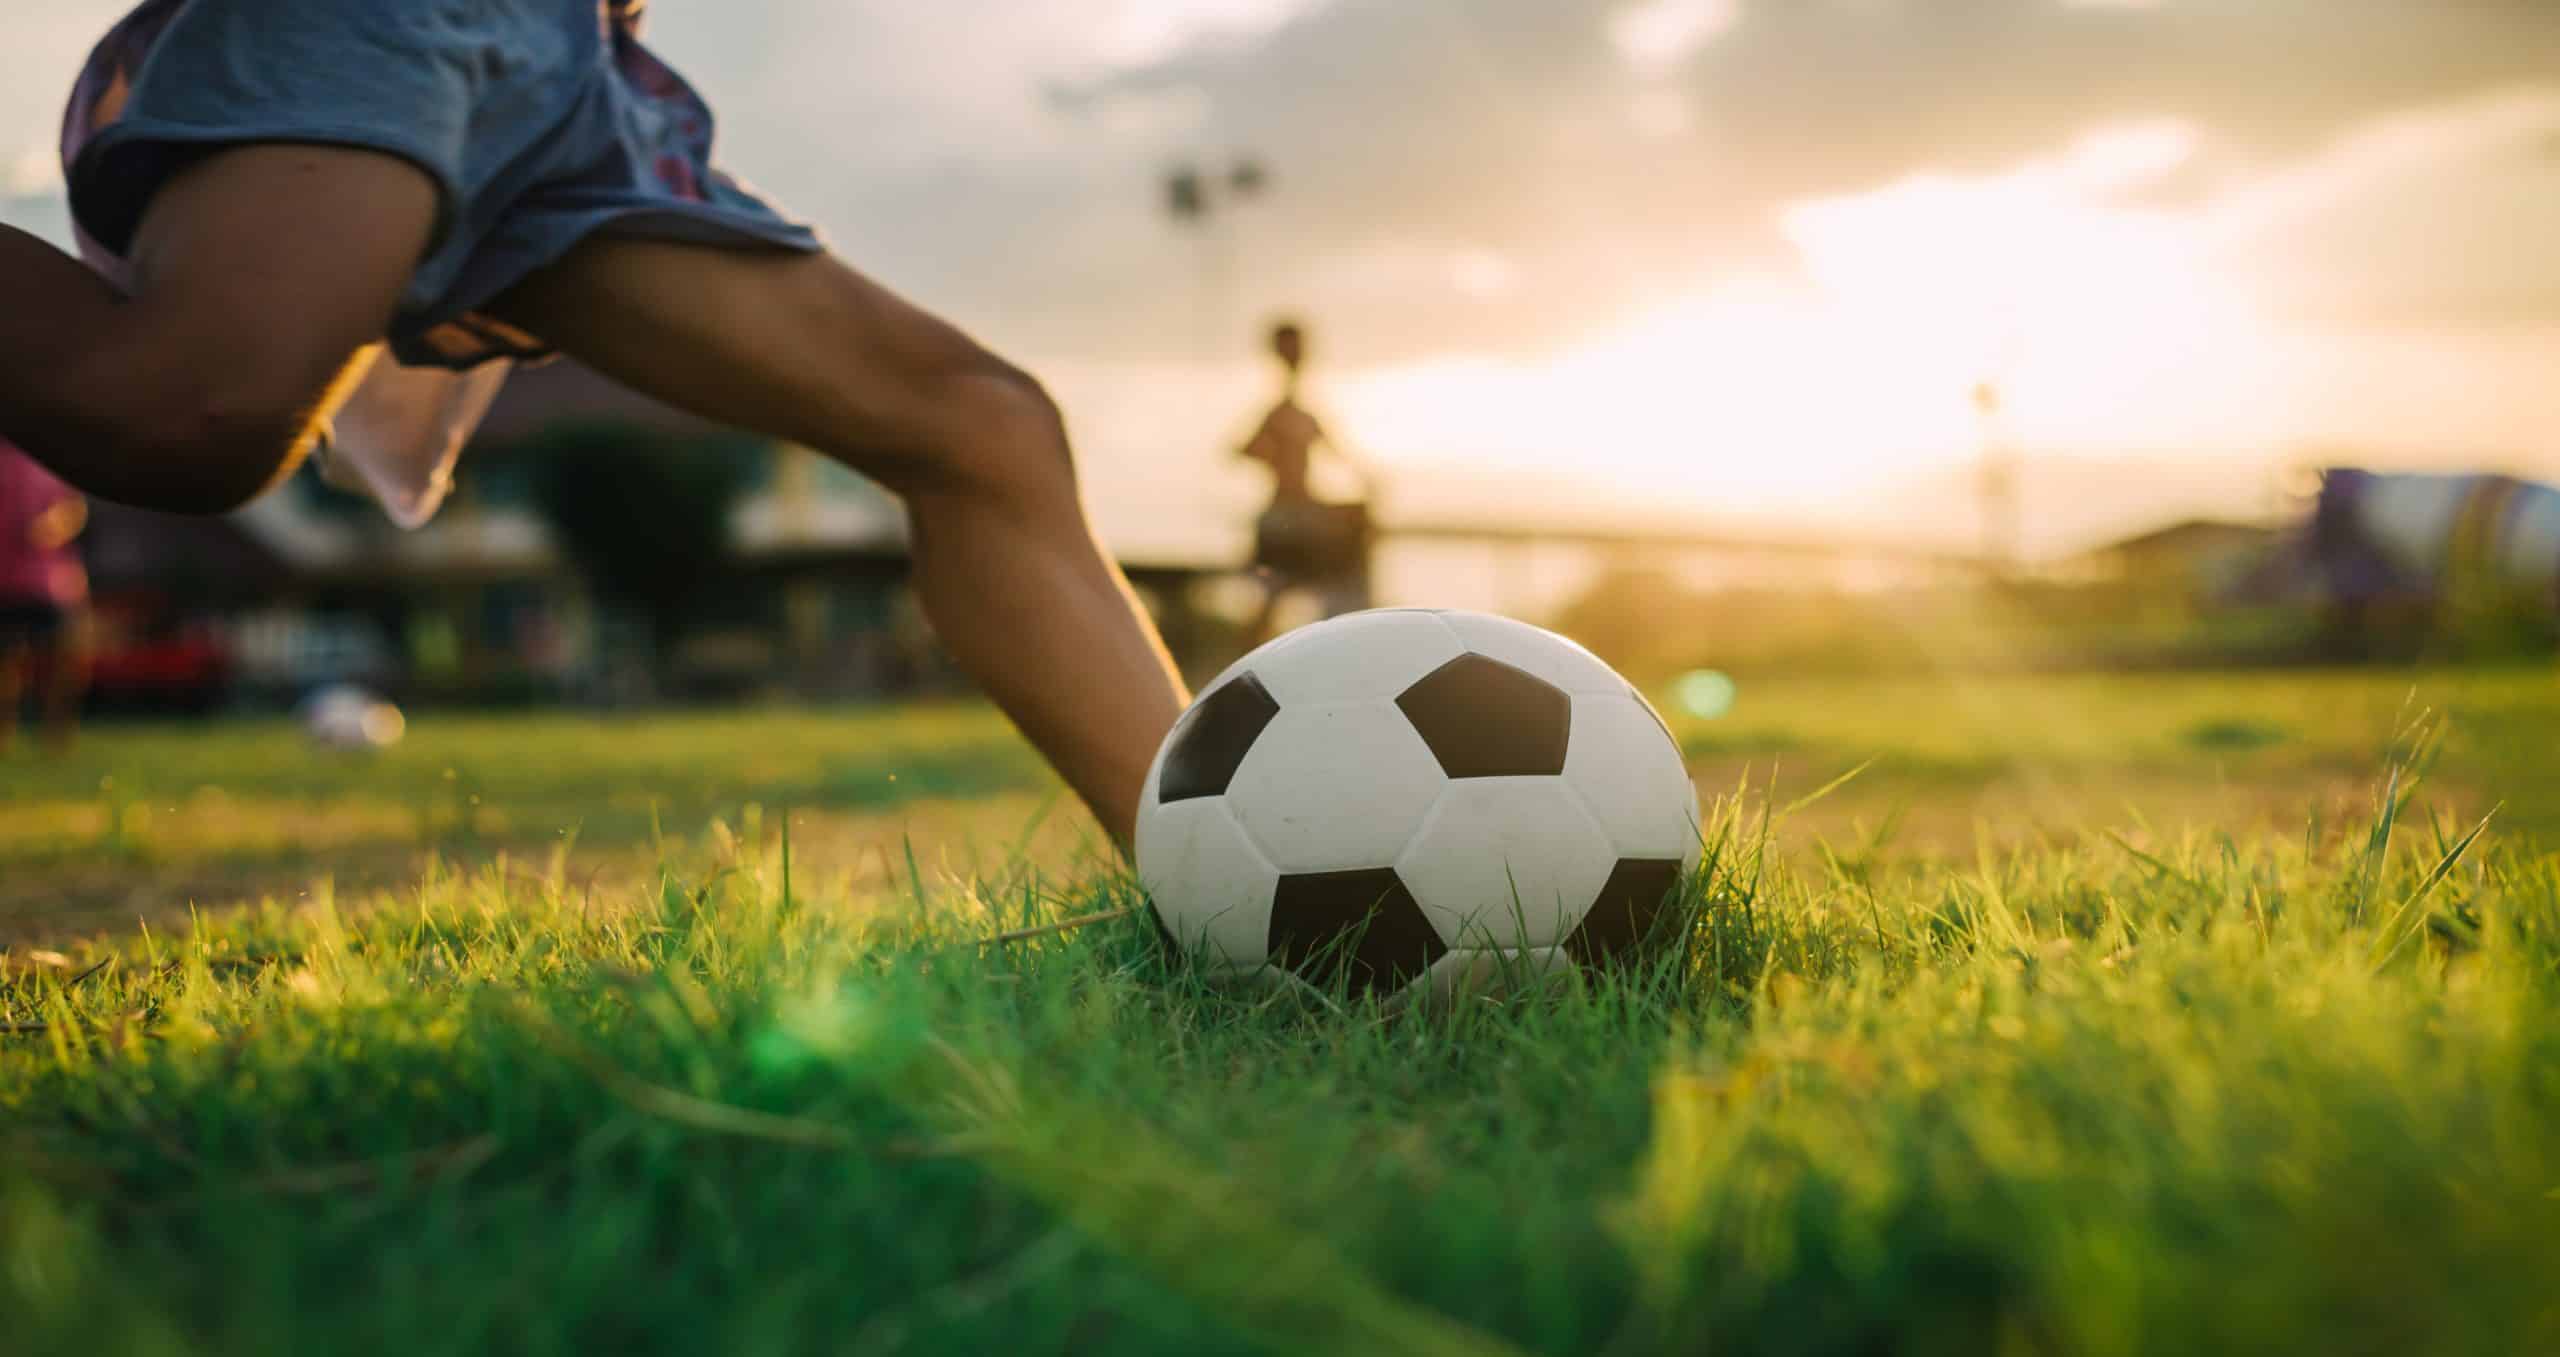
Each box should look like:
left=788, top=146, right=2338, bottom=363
left=68, top=117, right=461, bottom=260
left=389, top=204, right=824, bottom=371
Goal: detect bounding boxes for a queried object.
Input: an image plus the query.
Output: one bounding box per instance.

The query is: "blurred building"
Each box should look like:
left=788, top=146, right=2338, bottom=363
left=2059, top=518, right=2283, bottom=597
left=75, top=361, right=1231, bottom=712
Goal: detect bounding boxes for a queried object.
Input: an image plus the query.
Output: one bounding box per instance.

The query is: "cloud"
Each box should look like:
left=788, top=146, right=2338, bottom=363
left=2202, top=88, right=2560, bottom=329
left=634, top=0, right=2560, bottom=513
left=4, top=144, right=58, bottom=198
left=4, top=2, right=2556, bottom=544
left=0, top=3, right=130, bottom=156
left=1087, top=0, right=1339, bottom=73
left=1607, top=0, right=1741, bottom=76
left=1050, top=0, right=2560, bottom=362
left=6, top=2, right=2557, bottom=374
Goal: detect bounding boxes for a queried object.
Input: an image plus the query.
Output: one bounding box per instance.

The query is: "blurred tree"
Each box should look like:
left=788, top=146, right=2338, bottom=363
left=516, top=422, right=764, bottom=673
left=1549, top=565, right=1699, bottom=681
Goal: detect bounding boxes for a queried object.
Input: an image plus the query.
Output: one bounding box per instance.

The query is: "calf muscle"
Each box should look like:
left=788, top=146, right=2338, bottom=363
left=494, top=239, right=1188, bottom=844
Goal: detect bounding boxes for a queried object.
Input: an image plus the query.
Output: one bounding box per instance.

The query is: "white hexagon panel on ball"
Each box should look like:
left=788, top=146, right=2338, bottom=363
left=1396, top=779, right=1619, bottom=951
left=1416, top=945, right=1579, bottom=1006
left=1563, top=690, right=1701, bottom=865
left=1134, top=796, right=1280, bottom=972
left=1223, top=702, right=1447, bottom=875
left=1436, top=610, right=1627, bottom=695
left=1244, top=609, right=1467, bottom=707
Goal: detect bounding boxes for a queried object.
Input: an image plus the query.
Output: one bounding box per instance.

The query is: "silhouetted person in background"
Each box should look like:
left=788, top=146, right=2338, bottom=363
left=1238, top=319, right=1377, bottom=648
left=0, top=441, right=91, bottom=755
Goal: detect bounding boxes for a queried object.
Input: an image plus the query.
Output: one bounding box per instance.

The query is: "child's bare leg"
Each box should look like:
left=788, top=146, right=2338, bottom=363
left=492, top=239, right=1186, bottom=846
left=0, top=147, right=433, bottom=513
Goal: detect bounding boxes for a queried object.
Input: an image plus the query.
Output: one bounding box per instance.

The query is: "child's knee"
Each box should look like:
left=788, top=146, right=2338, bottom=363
left=68, top=333, right=323, bottom=513
left=957, top=361, right=1070, bottom=476
left=869, top=352, right=1075, bottom=507
left=102, top=400, right=304, bottom=514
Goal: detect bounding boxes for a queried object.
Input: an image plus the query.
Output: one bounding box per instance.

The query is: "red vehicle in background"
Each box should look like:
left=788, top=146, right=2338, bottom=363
left=83, top=596, right=232, bottom=716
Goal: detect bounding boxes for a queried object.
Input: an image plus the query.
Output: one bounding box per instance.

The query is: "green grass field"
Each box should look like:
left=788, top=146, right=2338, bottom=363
left=6, top=670, right=2558, bottom=1354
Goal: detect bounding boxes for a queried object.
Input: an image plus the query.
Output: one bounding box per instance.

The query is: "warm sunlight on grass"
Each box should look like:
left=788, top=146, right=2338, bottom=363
left=7, top=679, right=2559, bottom=1354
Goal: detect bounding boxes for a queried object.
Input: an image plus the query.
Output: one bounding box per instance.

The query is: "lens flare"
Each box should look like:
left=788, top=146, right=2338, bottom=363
left=1673, top=670, right=1737, bottom=720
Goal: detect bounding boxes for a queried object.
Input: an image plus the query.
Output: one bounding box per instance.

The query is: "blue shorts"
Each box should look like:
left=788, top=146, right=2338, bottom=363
left=64, top=0, right=822, bottom=369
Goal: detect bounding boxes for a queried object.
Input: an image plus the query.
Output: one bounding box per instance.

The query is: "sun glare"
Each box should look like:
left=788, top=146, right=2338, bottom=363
left=1332, top=121, right=2266, bottom=517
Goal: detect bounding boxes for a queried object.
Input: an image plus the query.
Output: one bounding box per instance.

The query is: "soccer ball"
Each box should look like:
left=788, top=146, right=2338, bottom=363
left=1136, top=609, right=1700, bottom=1002
left=301, top=684, right=407, bottom=752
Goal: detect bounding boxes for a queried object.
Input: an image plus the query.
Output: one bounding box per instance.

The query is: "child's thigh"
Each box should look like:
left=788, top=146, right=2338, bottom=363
left=112, top=143, right=439, bottom=406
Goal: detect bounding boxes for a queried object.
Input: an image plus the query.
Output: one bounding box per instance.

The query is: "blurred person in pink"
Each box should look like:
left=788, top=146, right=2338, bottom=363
left=0, top=441, right=92, bottom=754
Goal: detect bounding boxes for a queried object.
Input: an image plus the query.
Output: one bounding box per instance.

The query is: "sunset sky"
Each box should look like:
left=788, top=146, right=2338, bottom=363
left=6, top=1, right=2560, bottom=558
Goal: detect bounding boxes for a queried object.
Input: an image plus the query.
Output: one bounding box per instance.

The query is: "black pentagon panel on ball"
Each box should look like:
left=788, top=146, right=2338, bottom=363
left=1267, top=868, right=1448, bottom=996
left=1565, top=858, right=1687, bottom=970
left=1395, top=654, right=1572, bottom=779
left=1158, top=673, right=1281, bottom=803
